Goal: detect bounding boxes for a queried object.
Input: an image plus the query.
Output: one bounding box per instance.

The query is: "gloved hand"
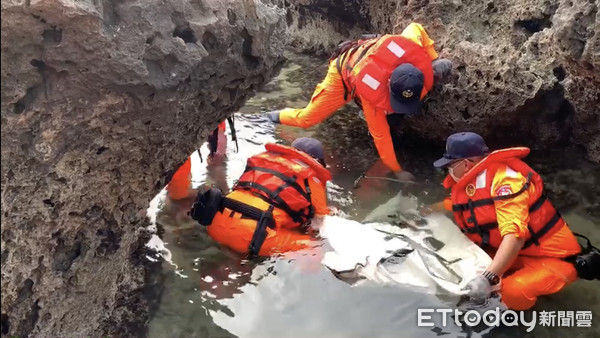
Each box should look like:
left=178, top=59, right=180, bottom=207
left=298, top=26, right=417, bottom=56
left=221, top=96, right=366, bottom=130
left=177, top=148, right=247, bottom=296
left=462, top=275, right=492, bottom=300
left=267, top=110, right=281, bottom=124
left=432, top=58, right=452, bottom=82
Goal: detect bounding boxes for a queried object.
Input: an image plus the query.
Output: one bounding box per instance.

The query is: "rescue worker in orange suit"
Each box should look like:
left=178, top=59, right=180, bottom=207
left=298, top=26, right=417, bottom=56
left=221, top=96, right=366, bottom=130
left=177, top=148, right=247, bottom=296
left=190, top=137, right=332, bottom=256
left=431, top=132, right=581, bottom=310
left=267, top=23, right=453, bottom=181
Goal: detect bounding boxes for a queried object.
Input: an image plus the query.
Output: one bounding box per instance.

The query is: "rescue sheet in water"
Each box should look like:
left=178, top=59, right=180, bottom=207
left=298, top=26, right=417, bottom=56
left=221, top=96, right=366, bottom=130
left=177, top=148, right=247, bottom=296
left=316, top=193, right=494, bottom=295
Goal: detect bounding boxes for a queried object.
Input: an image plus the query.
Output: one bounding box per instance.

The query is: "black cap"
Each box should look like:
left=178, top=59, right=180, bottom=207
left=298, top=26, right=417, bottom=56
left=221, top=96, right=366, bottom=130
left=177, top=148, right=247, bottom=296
left=433, top=132, right=489, bottom=168
left=292, top=137, right=326, bottom=166
left=389, top=63, right=424, bottom=115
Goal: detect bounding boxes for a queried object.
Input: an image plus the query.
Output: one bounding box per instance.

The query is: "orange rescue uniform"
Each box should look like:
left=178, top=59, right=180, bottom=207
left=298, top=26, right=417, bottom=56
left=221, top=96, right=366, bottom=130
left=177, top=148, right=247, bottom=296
left=206, top=143, right=331, bottom=256
left=166, top=156, right=193, bottom=201
left=279, top=23, right=439, bottom=172
left=443, top=147, right=581, bottom=310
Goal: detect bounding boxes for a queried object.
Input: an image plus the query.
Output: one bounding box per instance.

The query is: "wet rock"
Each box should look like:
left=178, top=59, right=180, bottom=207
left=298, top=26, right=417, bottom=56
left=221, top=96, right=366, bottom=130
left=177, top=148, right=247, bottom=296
left=376, top=0, right=600, bottom=163
left=274, top=0, right=372, bottom=55
left=380, top=0, right=599, bottom=163
left=1, top=0, right=285, bottom=336
left=551, top=0, right=600, bottom=163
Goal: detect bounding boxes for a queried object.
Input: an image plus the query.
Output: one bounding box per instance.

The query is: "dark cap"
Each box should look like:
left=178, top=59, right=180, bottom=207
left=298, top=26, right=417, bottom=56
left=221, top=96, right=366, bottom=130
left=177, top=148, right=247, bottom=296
left=389, top=63, right=424, bottom=115
left=292, top=137, right=326, bottom=166
left=433, top=132, right=489, bottom=168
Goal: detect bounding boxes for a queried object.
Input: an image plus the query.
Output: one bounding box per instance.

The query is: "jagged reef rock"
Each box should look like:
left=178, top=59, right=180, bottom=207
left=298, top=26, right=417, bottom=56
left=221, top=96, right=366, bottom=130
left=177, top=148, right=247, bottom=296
left=283, top=0, right=599, bottom=162
left=276, top=0, right=372, bottom=55
left=0, top=0, right=285, bottom=336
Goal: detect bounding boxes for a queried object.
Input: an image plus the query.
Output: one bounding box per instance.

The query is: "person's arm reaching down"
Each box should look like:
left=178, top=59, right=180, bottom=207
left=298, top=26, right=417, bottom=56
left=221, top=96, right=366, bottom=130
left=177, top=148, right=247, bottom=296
left=487, top=167, right=532, bottom=275
left=463, top=167, right=532, bottom=299
left=308, top=177, right=329, bottom=216
left=361, top=100, right=402, bottom=172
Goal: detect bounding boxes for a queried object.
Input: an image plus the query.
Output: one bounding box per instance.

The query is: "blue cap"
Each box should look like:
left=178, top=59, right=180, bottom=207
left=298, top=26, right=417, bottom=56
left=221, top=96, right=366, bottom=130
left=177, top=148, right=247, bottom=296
left=389, top=63, right=424, bottom=115
left=292, top=137, right=326, bottom=165
left=433, top=132, right=489, bottom=168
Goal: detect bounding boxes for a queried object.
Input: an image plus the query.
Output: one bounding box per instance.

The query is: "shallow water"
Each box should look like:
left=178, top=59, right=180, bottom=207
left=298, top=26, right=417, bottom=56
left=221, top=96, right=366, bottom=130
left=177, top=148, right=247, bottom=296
left=146, top=53, right=600, bottom=337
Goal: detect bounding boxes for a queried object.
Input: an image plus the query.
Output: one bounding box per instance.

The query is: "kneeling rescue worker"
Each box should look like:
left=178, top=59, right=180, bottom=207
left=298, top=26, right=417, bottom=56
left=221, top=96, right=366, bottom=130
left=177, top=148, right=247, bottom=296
left=433, top=132, right=599, bottom=310
left=189, top=137, right=332, bottom=256
left=267, top=23, right=453, bottom=181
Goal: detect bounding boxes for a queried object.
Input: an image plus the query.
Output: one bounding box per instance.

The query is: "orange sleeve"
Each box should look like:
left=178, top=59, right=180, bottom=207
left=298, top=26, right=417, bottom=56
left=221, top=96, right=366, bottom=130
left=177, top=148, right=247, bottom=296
left=361, top=100, right=402, bottom=172
left=399, top=22, right=439, bottom=61
left=492, top=166, right=534, bottom=239
left=424, top=199, right=451, bottom=213
left=443, top=197, right=452, bottom=211
left=308, top=177, right=329, bottom=216
left=279, top=62, right=351, bottom=127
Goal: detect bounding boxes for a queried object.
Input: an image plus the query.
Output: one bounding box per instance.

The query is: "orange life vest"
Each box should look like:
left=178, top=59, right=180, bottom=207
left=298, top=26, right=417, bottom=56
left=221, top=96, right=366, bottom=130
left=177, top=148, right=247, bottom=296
left=443, top=147, right=566, bottom=252
left=336, top=35, right=434, bottom=111
left=234, top=143, right=332, bottom=226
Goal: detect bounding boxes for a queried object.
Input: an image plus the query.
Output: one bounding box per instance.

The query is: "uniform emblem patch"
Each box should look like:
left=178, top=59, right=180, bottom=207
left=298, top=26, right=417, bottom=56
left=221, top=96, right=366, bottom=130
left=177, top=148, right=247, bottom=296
left=466, top=184, right=476, bottom=196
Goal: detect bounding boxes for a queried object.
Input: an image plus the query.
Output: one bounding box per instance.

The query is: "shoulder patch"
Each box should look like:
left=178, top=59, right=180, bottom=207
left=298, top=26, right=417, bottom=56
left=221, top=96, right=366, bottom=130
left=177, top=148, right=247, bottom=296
left=495, top=185, right=513, bottom=197
left=476, top=170, right=487, bottom=189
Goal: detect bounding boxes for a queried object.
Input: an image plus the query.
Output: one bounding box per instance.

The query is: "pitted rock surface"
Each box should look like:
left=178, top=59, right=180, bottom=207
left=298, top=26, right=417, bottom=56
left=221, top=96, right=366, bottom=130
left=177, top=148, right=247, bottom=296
left=1, top=0, right=285, bottom=336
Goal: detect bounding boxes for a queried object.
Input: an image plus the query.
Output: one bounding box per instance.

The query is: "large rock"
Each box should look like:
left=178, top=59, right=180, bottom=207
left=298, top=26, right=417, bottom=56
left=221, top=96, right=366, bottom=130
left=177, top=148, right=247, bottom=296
left=376, top=0, right=599, bottom=162
left=283, top=0, right=600, bottom=162
left=551, top=0, right=600, bottom=162
left=277, top=0, right=371, bottom=55
left=0, top=0, right=285, bottom=336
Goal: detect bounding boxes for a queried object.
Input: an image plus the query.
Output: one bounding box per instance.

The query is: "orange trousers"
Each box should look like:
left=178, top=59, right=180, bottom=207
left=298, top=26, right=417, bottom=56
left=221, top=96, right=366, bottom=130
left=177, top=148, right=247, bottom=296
left=501, top=255, right=578, bottom=310
left=206, top=208, right=315, bottom=256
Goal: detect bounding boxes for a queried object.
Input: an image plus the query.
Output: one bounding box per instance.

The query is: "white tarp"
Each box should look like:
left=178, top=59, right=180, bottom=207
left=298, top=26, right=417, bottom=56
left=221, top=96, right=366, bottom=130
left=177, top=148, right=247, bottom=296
left=316, top=193, right=496, bottom=296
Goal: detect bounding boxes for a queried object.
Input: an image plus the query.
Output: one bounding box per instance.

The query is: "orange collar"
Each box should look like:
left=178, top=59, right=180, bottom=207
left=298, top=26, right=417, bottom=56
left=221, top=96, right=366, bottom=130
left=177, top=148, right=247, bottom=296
left=265, top=143, right=332, bottom=182
left=443, top=147, right=530, bottom=189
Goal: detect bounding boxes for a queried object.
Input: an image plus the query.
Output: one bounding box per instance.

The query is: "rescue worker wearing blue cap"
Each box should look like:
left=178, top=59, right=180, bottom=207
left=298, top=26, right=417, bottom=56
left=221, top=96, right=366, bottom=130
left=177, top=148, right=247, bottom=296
left=190, top=137, right=332, bottom=256
left=266, top=23, right=453, bottom=181
left=428, top=132, right=582, bottom=310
